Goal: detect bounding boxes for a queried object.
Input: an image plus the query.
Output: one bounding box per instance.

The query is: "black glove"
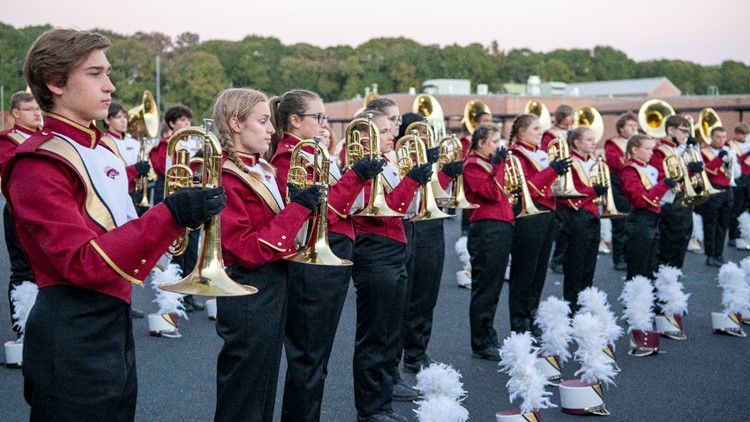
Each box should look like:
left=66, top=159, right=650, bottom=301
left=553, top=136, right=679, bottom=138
left=135, top=161, right=151, bottom=177
left=694, top=183, right=703, bottom=194
left=686, top=135, right=698, bottom=146
left=687, top=161, right=704, bottom=173
left=663, top=177, right=677, bottom=188
left=549, top=157, right=572, bottom=175
left=441, top=161, right=464, bottom=178
left=718, top=150, right=728, bottom=159
left=406, top=163, right=433, bottom=185
left=593, top=183, right=608, bottom=197
left=164, top=186, right=226, bottom=229
left=352, top=157, right=385, bottom=181
left=426, top=147, right=440, bottom=164
left=288, top=183, right=322, bottom=213
left=491, top=147, right=507, bottom=165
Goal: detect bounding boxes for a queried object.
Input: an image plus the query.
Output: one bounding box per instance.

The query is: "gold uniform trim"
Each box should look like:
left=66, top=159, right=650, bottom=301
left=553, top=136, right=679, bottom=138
left=89, top=240, right=142, bottom=285
left=223, top=159, right=282, bottom=214
left=259, top=238, right=286, bottom=252
left=38, top=137, right=117, bottom=231
left=6, top=132, right=25, bottom=145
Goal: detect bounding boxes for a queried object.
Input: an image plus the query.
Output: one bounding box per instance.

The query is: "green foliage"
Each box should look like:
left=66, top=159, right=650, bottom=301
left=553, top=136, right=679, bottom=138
left=0, top=21, right=747, bottom=115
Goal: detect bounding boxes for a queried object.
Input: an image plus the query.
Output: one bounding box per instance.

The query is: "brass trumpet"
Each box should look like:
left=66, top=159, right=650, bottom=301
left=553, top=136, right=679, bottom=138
left=344, top=114, right=404, bottom=217
left=589, top=156, right=627, bottom=219
left=547, top=137, right=586, bottom=198
left=435, top=135, right=477, bottom=209
left=159, top=119, right=257, bottom=297
left=285, top=137, right=352, bottom=266
left=395, top=130, right=452, bottom=221
left=505, top=151, right=549, bottom=218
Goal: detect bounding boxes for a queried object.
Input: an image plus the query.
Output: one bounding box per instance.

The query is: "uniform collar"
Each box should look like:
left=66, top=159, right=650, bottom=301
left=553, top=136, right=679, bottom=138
left=631, top=157, right=648, bottom=166
left=659, top=137, right=677, bottom=148
left=570, top=149, right=589, bottom=161
left=42, top=113, right=101, bottom=149
left=236, top=151, right=259, bottom=167
left=469, top=150, right=491, bottom=162
left=516, top=140, right=538, bottom=152
left=13, top=123, right=38, bottom=136
left=106, top=130, right=125, bottom=140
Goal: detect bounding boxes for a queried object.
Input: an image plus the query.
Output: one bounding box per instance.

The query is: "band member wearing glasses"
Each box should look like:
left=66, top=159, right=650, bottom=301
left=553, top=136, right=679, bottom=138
left=604, top=112, right=638, bottom=271
left=620, top=134, right=674, bottom=279
left=507, top=114, right=571, bottom=334
left=649, top=115, right=697, bottom=271
left=0, top=91, right=42, bottom=338
left=558, top=127, right=606, bottom=310
left=462, top=124, right=512, bottom=360
left=268, top=89, right=384, bottom=422
left=212, top=88, right=322, bottom=422
left=367, top=97, right=402, bottom=139
left=8, top=28, right=225, bottom=420
left=728, top=123, right=750, bottom=250
left=351, top=110, right=430, bottom=422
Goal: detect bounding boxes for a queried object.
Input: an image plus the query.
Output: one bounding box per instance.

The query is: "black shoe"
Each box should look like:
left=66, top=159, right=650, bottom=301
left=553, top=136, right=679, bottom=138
left=614, top=262, right=627, bottom=271
left=130, top=307, right=145, bottom=319
left=705, top=257, right=724, bottom=267
left=384, top=410, right=409, bottom=422
left=392, top=380, right=419, bottom=402
left=549, top=263, right=563, bottom=274
left=357, top=411, right=406, bottom=422
left=472, top=347, right=501, bottom=361
left=182, top=295, right=205, bottom=312
left=716, top=255, right=727, bottom=264
left=403, top=356, right=436, bottom=373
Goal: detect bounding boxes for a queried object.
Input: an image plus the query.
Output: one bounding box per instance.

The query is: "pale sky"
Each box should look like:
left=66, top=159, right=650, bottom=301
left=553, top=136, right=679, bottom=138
left=3, top=0, right=749, bottom=66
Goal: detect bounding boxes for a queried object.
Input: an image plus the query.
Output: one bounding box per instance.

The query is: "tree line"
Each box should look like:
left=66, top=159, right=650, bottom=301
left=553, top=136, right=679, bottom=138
left=1, top=22, right=749, bottom=120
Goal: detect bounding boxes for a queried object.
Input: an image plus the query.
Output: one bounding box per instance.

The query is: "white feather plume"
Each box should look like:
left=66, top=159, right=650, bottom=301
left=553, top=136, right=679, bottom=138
left=740, top=256, right=750, bottom=276
left=535, top=296, right=573, bottom=363
left=577, top=287, right=623, bottom=346
left=498, top=332, right=555, bottom=413
left=654, top=265, right=690, bottom=317
left=692, top=212, right=703, bottom=242
left=738, top=212, right=750, bottom=239
left=600, top=218, right=612, bottom=243
left=571, top=312, right=618, bottom=387
left=10, top=281, right=38, bottom=342
left=718, top=262, right=750, bottom=314
left=454, top=236, right=471, bottom=271
left=150, top=263, right=187, bottom=319
left=413, top=395, right=469, bottom=422
left=415, top=363, right=467, bottom=401
left=619, top=276, right=655, bottom=331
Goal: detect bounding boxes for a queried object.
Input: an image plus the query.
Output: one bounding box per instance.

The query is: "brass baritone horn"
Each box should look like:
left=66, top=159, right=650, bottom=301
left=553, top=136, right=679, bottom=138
left=697, top=107, right=722, bottom=144
left=285, top=138, right=352, bottom=266
left=159, top=119, right=257, bottom=297
left=394, top=130, right=452, bottom=221
left=413, top=94, right=446, bottom=139
left=128, top=90, right=159, bottom=209
left=590, top=155, right=627, bottom=219
left=344, top=114, right=404, bottom=217
left=505, top=151, right=549, bottom=219
left=403, top=120, right=452, bottom=202
left=547, top=137, right=586, bottom=198
left=436, top=135, right=477, bottom=209
left=663, top=153, right=707, bottom=208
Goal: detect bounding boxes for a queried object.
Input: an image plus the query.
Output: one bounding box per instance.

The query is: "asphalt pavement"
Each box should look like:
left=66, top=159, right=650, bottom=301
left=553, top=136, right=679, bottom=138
left=0, top=200, right=748, bottom=421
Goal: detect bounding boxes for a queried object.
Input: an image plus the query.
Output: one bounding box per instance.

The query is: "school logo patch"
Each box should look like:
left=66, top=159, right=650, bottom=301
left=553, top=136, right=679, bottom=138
left=104, top=166, right=120, bottom=180
left=265, top=175, right=271, bottom=182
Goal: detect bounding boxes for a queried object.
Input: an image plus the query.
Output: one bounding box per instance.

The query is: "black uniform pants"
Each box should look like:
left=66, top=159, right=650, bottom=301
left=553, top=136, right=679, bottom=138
left=400, top=219, right=445, bottom=366
left=550, top=209, right=567, bottom=268
left=24, top=285, right=136, bottom=422
left=657, top=203, right=693, bottom=268
left=729, top=175, right=750, bottom=240
left=468, top=219, right=513, bottom=350
left=610, top=174, right=630, bottom=265
left=696, top=187, right=733, bottom=259
left=281, top=233, right=353, bottom=422
left=4, top=204, right=34, bottom=336
left=509, top=210, right=556, bottom=333
left=215, top=261, right=288, bottom=422
left=559, top=208, right=600, bottom=311
left=625, top=210, right=660, bottom=280
left=352, top=234, right=407, bottom=418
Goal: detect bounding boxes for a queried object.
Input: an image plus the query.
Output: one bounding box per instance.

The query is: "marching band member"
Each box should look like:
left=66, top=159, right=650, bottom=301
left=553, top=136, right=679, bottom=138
left=8, top=28, right=225, bottom=420
left=558, top=127, right=606, bottom=309
left=268, top=89, right=383, bottom=422
left=540, top=104, right=573, bottom=151
left=604, top=112, right=639, bottom=271
left=507, top=114, right=571, bottom=334
left=103, top=103, right=152, bottom=205
left=459, top=111, right=492, bottom=158
left=211, top=88, right=322, bottom=422
left=649, top=115, right=696, bottom=270
left=351, top=110, right=430, bottom=422
left=149, top=103, right=193, bottom=205
left=695, top=126, right=735, bottom=267
left=728, top=123, right=750, bottom=249
left=0, top=91, right=41, bottom=338
left=366, top=97, right=402, bottom=139
left=462, top=124, right=512, bottom=360
left=620, top=134, right=674, bottom=279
